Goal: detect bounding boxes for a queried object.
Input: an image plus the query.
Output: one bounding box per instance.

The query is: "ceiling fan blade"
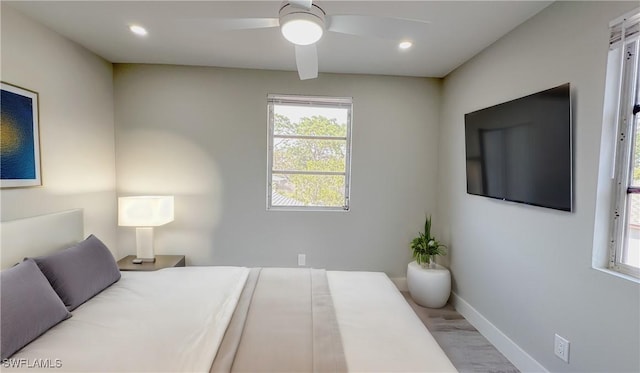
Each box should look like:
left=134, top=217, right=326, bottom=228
left=289, top=0, right=312, bottom=10
left=177, top=18, right=279, bottom=31
left=327, top=15, right=430, bottom=40
left=295, top=44, right=318, bottom=80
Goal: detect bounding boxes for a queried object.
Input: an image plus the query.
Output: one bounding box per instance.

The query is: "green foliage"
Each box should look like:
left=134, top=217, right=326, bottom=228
left=273, top=114, right=347, bottom=206
left=275, top=113, right=347, bottom=137
left=410, top=216, right=447, bottom=266
left=285, top=174, right=344, bottom=206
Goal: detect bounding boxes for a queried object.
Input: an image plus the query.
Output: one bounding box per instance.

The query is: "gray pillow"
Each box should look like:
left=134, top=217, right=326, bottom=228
left=33, top=235, right=121, bottom=311
left=1, top=259, right=72, bottom=360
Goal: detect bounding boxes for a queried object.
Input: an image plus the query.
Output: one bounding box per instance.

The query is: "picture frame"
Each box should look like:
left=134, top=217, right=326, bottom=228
left=1, top=82, right=41, bottom=188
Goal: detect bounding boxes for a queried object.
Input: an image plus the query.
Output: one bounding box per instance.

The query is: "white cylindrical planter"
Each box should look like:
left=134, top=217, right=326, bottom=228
left=407, top=260, right=451, bottom=308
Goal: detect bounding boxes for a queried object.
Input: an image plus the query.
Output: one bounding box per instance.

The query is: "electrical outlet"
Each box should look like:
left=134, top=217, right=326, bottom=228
left=298, top=254, right=306, bottom=266
left=554, top=334, right=570, bottom=363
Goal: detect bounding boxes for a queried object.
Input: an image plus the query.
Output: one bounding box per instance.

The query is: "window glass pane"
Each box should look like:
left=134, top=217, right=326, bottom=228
left=272, top=173, right=345, bottom=207
left=273, top=105, right=348, bottom=137
left=268, top=95, right=352, bottom=211
left=632, top=115, right=639, bottom=187
left=273, top=138, right=346, bottom=172
left=623, top=194, right=640, bottom=268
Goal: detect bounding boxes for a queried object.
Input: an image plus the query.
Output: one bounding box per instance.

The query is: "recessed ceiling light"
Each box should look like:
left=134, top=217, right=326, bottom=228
left=399, top=41, right=413, bottom=50
left=129, top=25, right=148, bottom=36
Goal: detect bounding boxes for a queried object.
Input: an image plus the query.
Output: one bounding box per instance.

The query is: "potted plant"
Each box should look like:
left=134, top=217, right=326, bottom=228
left=410, top=216, right=446, bottom=268
left=407, top=215, right=451, bottom=308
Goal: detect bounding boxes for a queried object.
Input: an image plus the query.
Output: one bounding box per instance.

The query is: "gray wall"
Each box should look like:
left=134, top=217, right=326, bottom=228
left=114, top=64, right=441, bottom=277
left=5, top=3, right=638, bottom=370
left=437, top=2, right=639, bottom=372
left=0, top=5, right=118, bottom=257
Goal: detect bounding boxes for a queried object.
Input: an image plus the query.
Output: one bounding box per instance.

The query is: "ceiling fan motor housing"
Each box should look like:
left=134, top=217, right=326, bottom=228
left=279, top=2, right=326, bottom=45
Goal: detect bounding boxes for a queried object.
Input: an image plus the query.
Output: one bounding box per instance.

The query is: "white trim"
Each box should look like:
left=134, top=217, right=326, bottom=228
left=268, top=205, right=347, bottom=212
left=273, top=134, right=347, bottom=140
left=267, top=93, right=352, bottom=107
left=609, top=7, right=640, bottom=28
left=594, top=266, right=640, bottom=284
left=273, top=170, right=346, bottom=176
left=266, top=102, right=275, bottom=209
left=607, top=35, right=640, bottom=278
left=449, top=292, right=548, bottom=373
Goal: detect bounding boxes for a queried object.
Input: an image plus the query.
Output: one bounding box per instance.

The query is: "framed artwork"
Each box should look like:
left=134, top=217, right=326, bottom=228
left=1, top=82, right=41, bottom=188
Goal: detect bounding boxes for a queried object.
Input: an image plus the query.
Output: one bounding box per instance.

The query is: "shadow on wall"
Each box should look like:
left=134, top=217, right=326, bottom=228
left=116, top=129, right=222, bottom=264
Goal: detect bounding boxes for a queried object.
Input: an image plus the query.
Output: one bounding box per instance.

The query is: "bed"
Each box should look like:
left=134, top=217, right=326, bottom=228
left=0, top=210, right=457, bottom=372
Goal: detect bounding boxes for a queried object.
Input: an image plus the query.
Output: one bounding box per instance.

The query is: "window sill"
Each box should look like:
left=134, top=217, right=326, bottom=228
left=267, top=207, right=350, bottom=212
left=593, top=266, right=640, bottom=284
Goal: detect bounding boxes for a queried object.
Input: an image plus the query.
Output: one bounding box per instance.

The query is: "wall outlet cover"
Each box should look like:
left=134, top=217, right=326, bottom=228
left=554, top=334, right=570, bottom=363
left=298, top=254, right=306, bottom=266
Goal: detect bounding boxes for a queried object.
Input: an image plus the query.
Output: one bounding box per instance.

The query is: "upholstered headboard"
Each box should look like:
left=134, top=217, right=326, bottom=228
left=1, top=209, right=84, bottom=269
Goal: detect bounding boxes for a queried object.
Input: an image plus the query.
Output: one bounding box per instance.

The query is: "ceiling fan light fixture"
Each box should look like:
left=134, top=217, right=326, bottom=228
left=281, top=18, right=323, bottom=45
left=279, top=4, right=325, bottom=46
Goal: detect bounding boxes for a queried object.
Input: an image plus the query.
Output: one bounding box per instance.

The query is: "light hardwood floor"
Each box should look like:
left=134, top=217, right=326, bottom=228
left=403, top=292, right=520, bottom=373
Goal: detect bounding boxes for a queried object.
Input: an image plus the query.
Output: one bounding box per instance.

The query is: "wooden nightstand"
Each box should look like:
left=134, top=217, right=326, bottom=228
left=117, top=255, right=185, bottom=271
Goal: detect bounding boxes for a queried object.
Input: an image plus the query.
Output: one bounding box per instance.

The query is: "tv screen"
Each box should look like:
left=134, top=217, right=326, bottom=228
left=464, top=83, right=572, bottom=212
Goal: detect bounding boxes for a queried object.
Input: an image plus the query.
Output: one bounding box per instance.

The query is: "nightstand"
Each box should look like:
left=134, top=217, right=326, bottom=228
left=117, top=255, right=185, bottom=271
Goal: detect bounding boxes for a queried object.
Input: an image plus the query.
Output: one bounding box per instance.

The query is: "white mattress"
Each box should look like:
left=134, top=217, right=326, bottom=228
left=328, top=271, right=457, bottom=372
left=8, top=266, right=249, bottom=372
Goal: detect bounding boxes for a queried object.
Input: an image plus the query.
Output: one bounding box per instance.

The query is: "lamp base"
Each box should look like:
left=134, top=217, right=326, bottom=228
left=135, top=227, right=156, bottom=263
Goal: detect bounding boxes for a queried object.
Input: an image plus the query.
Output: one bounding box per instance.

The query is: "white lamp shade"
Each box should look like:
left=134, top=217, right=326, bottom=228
left=118, top=196, right=174, bottom=227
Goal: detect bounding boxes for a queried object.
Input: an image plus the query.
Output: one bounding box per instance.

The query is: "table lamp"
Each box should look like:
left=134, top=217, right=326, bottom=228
left=118, top=196, right=174, bottom=263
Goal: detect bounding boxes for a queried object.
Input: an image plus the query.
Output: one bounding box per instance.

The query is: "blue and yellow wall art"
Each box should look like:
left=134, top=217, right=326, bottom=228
left=1, top=82, right=41, bottom=187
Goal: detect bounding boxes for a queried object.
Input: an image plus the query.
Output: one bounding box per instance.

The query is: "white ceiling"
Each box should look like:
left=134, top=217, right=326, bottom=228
left=6, top=1, right=552, bottom=78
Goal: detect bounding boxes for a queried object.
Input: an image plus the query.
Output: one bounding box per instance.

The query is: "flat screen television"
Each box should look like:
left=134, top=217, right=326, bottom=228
left=464, top=83, right=572, bottom=212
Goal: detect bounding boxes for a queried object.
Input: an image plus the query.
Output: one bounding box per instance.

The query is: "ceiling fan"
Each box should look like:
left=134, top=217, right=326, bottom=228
left=199, top=0, right=430, bottom=80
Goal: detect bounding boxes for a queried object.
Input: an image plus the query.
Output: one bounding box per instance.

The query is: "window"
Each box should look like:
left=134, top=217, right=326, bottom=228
left=267, top=94, right=352, bottom=211
left=608, top=9, right=640, bottom=278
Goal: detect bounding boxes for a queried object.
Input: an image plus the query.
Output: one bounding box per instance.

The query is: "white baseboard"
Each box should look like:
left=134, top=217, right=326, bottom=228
left=450, top=292, right=548, bottom=373
left=390, top=276, right=408, bottom=291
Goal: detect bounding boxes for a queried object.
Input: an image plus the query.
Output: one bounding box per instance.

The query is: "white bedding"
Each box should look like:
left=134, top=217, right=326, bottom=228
left=7, top=267, right=456, bottom=372
left=7, top=267, right=249, bottom=372
left=328, top=271, right=457, bottom=372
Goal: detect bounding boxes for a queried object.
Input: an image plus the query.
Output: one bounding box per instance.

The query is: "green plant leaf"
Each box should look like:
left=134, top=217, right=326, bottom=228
left=410, top=214, right=446, bottom=261
left=424, top=215, right=431, bottom=238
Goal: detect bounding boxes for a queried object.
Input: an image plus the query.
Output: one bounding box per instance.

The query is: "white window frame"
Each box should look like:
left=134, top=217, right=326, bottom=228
left=608, top=8, right=640, bottom=279
left=266, top=94, right=353, bottom=211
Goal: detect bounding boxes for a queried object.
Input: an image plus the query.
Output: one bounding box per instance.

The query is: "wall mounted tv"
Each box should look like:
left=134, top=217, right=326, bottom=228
left=464, top=83, right=572, bottom=212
